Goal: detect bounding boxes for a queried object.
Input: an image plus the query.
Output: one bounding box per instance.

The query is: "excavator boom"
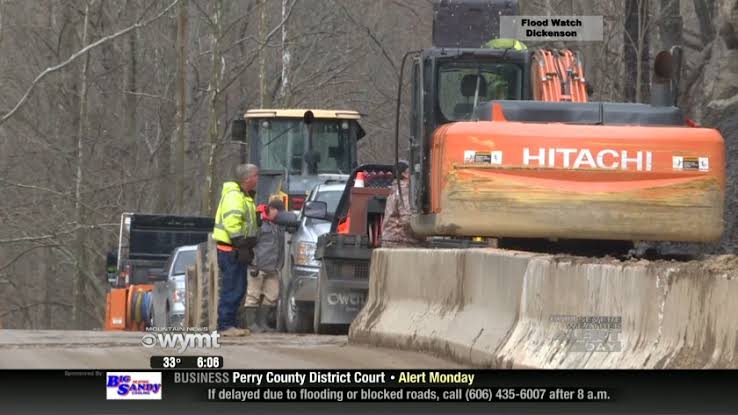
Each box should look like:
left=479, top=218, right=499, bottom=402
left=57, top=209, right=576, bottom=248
left=531, top=49, right=588, bottom=103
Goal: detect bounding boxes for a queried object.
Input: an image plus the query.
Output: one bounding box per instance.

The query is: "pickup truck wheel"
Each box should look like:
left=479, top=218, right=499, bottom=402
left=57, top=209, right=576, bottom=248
left=313, top=266, right=331, bottom=334
left=285, top=281, right=313, bottom=333
left=276, top=293, right=286, bottom=332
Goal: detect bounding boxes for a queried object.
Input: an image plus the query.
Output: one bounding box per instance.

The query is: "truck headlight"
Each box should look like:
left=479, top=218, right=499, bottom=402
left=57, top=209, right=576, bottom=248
left=294, top=242, right=318, bottom=267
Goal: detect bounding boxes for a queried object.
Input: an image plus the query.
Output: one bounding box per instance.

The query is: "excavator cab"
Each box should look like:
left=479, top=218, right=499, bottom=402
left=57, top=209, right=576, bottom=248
left=443, top=64, right=523, bottom=120
left=408, top=45, right=531, bottom=214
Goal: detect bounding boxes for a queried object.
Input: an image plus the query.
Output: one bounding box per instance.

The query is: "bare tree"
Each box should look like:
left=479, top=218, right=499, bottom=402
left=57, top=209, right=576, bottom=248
left=72, top=0, right=93, bottom=328
left=659, top=0, right=683, bottom=49
left=693, top=0, right=718, bottom=44
left=0, top=0, right=180, bottom=128
left=258, top=0, right=268, bottom=107
left=279, top=0, right=291, bottom=100
left=175, top=0, right=189, bottom=212
left=624, top=0, right=651, bottom=102
left=202, top=0, right=225, bottom=215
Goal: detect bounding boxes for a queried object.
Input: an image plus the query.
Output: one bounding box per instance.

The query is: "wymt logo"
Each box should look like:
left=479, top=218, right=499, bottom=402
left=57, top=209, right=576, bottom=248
left=106, top=372, right=163, bottom=400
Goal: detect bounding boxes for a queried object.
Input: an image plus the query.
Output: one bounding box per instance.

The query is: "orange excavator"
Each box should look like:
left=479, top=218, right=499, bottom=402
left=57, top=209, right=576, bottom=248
left=398, top=0, right=724, bottom=245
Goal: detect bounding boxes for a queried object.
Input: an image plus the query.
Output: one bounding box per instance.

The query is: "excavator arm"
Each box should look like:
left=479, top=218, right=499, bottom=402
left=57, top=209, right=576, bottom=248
left=530, top=49, right=589, bottom=103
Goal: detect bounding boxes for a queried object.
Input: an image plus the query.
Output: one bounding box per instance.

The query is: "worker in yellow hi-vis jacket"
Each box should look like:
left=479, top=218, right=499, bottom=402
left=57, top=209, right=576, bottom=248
left=212, top=164, right=259, bottom=337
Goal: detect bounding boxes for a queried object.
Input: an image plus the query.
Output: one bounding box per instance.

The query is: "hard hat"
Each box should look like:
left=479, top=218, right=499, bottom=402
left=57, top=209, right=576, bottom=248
left=485, top=38, right=527, bottom=50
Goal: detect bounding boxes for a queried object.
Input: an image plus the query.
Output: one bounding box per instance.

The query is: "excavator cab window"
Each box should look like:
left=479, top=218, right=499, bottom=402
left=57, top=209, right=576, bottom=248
left=437, top=62, right=523, bottom=121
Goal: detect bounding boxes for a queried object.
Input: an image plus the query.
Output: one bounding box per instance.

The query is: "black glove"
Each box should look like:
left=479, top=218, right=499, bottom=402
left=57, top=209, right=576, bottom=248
left=236, top=246, right=254, bottom=265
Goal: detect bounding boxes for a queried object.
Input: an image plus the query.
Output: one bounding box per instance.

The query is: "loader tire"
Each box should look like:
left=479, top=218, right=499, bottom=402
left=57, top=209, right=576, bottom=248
left=192, top=242, right=210, bottom=328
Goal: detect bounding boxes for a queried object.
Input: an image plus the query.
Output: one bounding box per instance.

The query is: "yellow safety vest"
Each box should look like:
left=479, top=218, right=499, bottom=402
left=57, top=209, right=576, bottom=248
left=213, top=182, right=257, bottom=245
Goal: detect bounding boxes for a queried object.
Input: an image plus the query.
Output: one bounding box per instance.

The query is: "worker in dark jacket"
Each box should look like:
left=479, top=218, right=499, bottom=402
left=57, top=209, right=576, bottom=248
left=212, top=164, right=259, bottom=337
left=381, top=160, right=426, bottom=248
left=244, top=197, right=285, bottom=332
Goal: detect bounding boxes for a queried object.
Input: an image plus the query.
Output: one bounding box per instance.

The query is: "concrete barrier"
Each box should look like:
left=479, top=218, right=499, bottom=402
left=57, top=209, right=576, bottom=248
left=349, top=249, right=738, bottom=368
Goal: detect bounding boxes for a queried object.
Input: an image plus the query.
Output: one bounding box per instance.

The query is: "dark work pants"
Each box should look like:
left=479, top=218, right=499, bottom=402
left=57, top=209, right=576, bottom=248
left=217, top=250, right=247, bottom=330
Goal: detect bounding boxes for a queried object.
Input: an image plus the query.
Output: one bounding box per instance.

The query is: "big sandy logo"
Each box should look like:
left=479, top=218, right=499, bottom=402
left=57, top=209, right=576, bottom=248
left=106, top=372, right=163, bottom=400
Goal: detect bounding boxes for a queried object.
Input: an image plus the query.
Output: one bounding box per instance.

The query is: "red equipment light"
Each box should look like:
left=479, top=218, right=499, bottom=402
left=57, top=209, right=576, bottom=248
left=290, top=196, right=305, bottom=210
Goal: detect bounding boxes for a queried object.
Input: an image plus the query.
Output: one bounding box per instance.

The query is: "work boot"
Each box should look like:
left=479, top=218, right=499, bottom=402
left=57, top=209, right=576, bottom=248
left=257, top=305, right=276, bottom=333
left=220, top=327, right=250, bottom=337
left=243, top=307, right=262, bottom=333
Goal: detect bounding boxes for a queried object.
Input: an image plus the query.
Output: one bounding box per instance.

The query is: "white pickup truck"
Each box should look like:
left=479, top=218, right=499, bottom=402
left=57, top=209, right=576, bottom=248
left=149, top=245, right=197, bottom=328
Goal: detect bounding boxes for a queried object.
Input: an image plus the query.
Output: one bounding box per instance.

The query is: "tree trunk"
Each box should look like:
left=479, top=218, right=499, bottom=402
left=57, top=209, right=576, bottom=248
left=202, top=0, right=224, bottom=216
left=175, top=0, right=189, bottom=213
left=0, top=0, right=4, bottom=47
left=44, top=248, right=53, bottom=328
left=238, top=12, right=249, bottom=164
left=155, top=14, right=177, bottom=214
left=573, top=0, right=596, bottom=99
left=635, top=0, right=650, bottom=103
left=693, top=0, right=717, bottom=44
left=278, top=0, right=290, bottom=104
left=258, top=0, right=268, bottom=108
left=624, top=0, right=650, bottom=102
left=124, top=0, right=138, bottom=191
left=73, top=0, right=92, bottom=329
left=659, top=0, right=683, bottom=49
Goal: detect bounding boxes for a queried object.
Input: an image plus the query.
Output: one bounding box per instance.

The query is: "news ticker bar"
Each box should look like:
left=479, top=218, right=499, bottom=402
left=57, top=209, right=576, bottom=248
left=174, top=370, right=610, bottom=403
left=3, top=369, right=738, bottom=413
left=206, top=386, right=611, bottom=403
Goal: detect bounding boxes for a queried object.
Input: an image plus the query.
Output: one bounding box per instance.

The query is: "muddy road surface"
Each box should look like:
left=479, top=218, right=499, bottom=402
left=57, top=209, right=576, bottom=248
left=0, top=330, right=464, bottom=369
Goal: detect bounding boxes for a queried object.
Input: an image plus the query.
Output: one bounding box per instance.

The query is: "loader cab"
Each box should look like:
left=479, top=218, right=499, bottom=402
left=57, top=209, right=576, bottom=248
left=232, top=109, right=364, bottom=208
left=408, top=48, right=530, bottom=213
